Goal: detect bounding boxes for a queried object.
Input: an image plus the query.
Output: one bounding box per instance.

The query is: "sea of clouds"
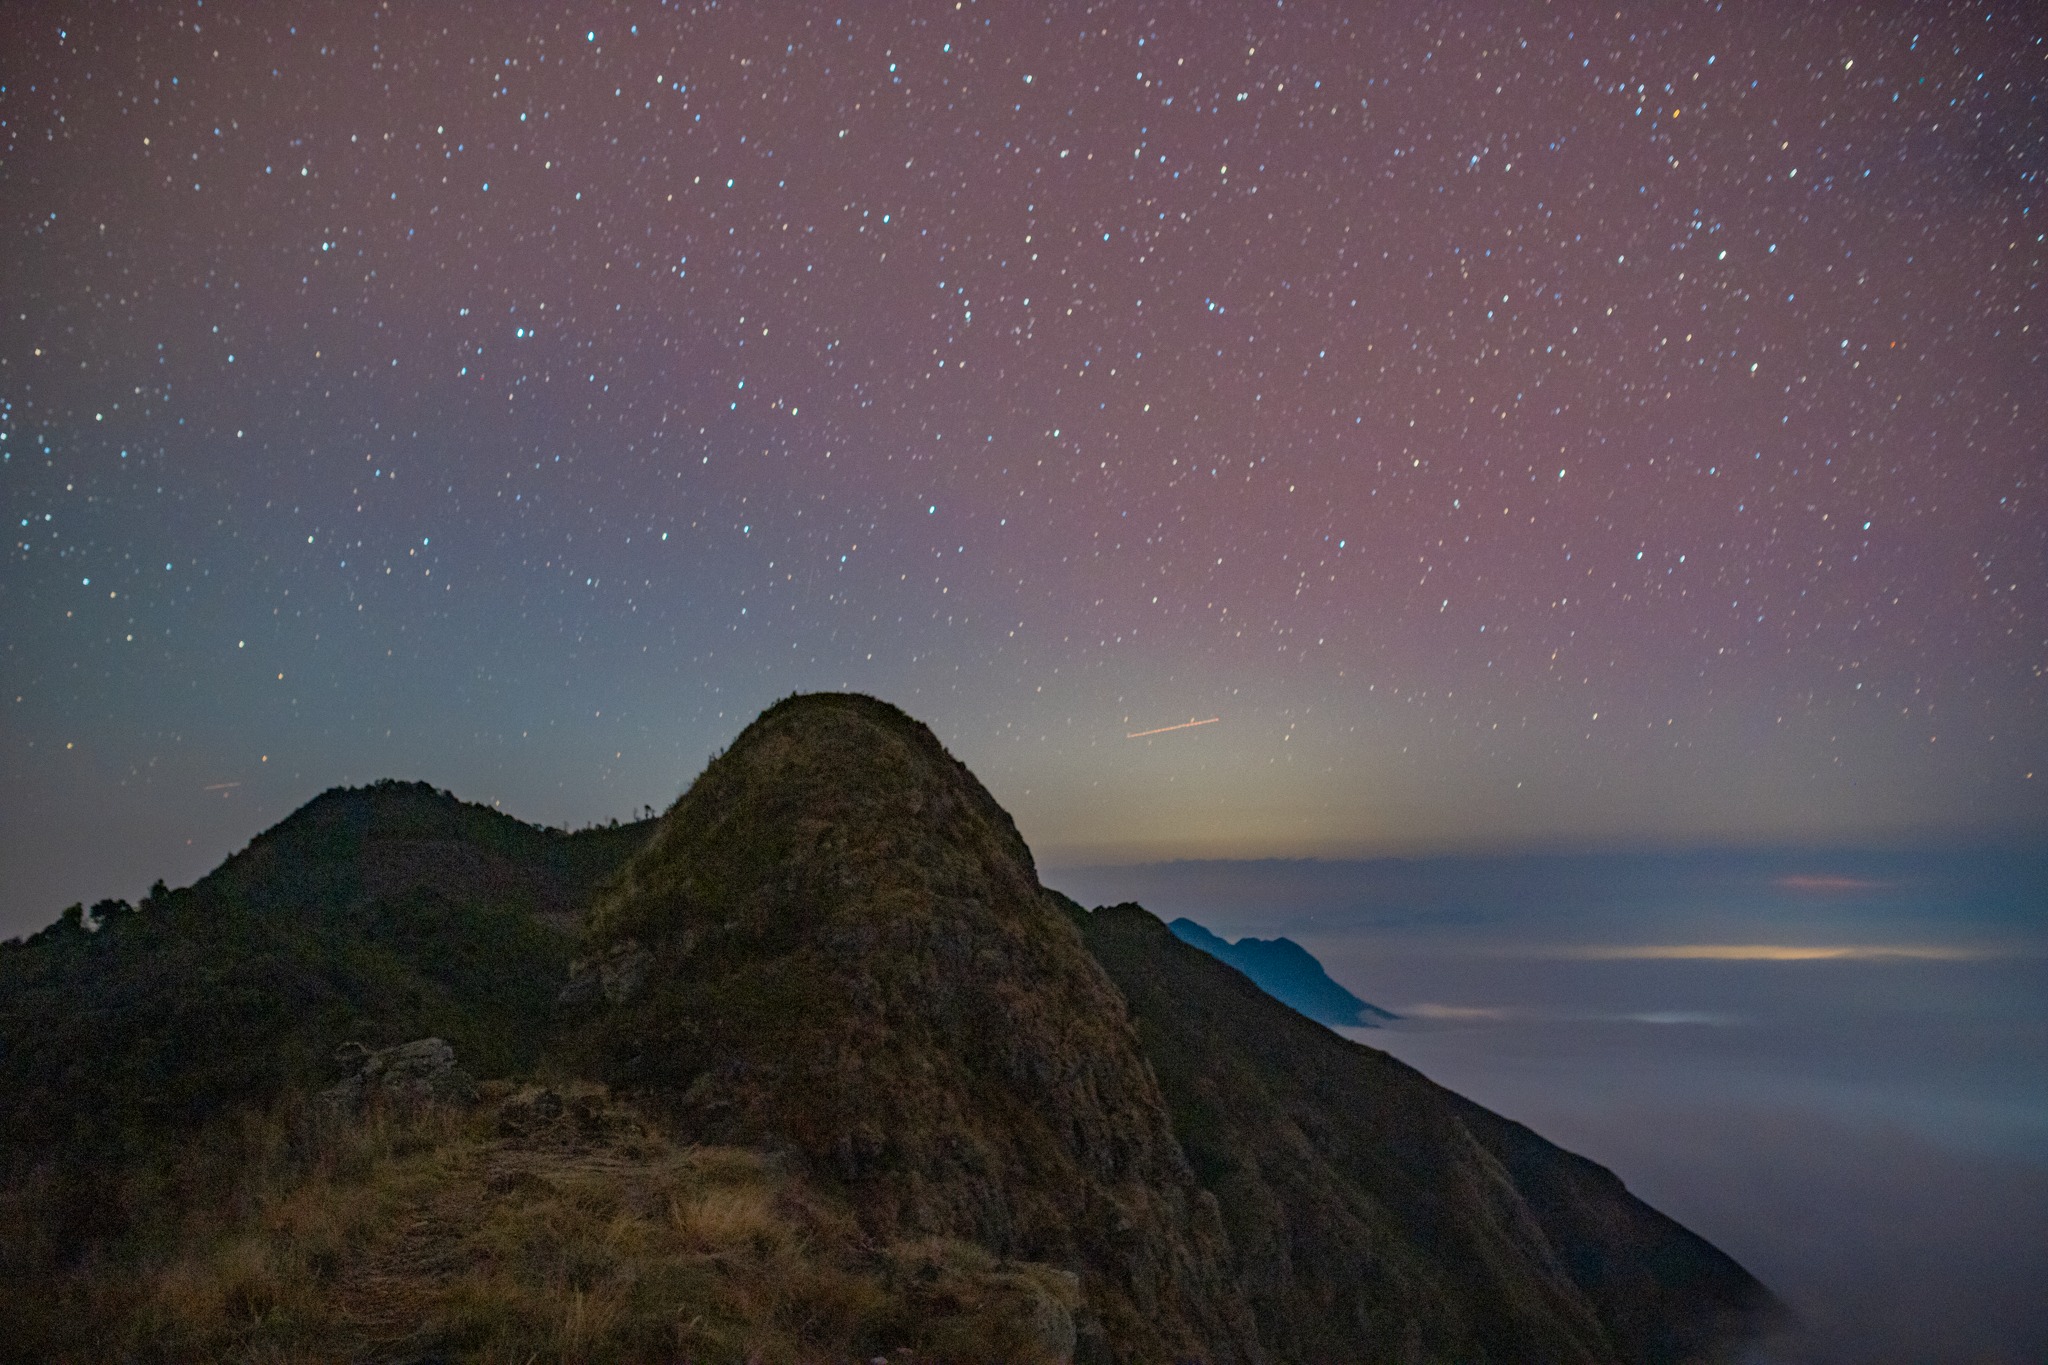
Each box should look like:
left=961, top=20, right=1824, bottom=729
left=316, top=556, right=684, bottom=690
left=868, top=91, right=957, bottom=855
left=1048, top=847, right=2048, bottom=1365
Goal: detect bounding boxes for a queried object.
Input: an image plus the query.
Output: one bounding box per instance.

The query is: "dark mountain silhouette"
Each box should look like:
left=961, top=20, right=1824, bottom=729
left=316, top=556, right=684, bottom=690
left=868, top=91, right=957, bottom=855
left=1168, top=916, right=1399, bottom=1027
left=0, top=781, right=654, bottom=1354
left=0, top=780, right=649, bottom=1159
left=0, top=694, right=1778, bottom=1362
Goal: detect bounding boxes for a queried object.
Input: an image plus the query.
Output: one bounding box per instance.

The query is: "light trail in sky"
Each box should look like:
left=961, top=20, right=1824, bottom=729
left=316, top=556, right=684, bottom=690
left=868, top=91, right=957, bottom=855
left=1126, top=717, right=1222, bottom=739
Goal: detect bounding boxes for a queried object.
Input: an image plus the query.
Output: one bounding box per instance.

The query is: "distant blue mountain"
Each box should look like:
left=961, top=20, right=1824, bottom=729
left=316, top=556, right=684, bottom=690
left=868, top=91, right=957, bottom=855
left=1167, top=918, right=1398, bottom=1028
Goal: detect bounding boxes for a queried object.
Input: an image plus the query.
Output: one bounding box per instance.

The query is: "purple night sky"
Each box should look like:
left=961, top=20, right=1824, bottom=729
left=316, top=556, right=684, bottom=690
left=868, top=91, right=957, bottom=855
left=3, top=1, right=2042, bottom=929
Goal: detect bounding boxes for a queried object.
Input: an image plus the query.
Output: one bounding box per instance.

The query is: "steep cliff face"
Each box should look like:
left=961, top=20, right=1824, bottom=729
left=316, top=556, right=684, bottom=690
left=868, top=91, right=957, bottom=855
left=575, top=693, right=1262, bottom=1362
left=1080, top=900, right=1779, bottom=1365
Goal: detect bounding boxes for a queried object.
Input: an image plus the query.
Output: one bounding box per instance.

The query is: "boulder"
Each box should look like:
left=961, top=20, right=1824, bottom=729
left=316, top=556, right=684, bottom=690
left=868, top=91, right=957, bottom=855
left=322, top=1036, right=474, bottom=1111
left=558, top=938, right=654, bottom=1005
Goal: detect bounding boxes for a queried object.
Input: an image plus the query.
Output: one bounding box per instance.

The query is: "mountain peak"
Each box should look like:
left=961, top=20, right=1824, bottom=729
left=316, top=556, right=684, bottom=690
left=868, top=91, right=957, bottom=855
left=591, top=691, right=1034, bottom=948
left=577, top=691, right=1261, bottom=1361
left=1167, top=917, right=1397, bottom=1027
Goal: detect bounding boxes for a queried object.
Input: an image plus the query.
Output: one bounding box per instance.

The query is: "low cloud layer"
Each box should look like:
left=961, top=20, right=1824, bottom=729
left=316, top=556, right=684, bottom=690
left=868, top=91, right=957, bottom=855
left=1049, top=847, right=2048, bottom=1364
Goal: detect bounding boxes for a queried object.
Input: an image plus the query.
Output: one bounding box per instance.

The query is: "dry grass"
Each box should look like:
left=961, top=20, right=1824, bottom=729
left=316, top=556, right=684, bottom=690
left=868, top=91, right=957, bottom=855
left=84, top=1084, right=1078, bottom=1364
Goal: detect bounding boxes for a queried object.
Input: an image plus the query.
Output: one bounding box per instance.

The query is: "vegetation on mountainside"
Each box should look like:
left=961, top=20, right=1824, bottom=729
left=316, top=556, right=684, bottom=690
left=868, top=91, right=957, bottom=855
left=1, top=782, right=648, bottom=1144
left=574, top=693, right=1261, bottom=1363
left=15, top=1078, right=1077, bottom=1363
left=0, top=782, right=654, bottom=1352
left=0, top=694, right=1777, bottom=1364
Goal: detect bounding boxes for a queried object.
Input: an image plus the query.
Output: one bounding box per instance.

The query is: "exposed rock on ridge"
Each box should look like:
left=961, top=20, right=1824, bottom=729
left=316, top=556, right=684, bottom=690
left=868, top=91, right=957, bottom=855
left=320, top=1036, right=475, bottom=1113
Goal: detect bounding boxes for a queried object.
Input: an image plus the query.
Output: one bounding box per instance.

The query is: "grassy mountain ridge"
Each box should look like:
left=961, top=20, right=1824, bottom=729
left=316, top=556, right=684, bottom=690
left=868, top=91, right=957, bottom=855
left=572, top=693, right=1262, bottom=1362
left=0, top=779, right=654, bottom=1346
left=0, top=694, right=1777, bottom=1362
left=1, top=780, right=651, bottom=1154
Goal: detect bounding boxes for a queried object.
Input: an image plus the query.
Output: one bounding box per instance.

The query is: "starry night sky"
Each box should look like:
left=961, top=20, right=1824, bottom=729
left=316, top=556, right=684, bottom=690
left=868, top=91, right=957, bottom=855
left=3, top=1, right=2042, bottom=930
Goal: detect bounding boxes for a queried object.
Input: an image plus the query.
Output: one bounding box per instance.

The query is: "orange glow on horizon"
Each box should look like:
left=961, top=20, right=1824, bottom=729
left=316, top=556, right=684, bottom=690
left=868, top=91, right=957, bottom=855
left=1775, top=875, right=1890, bottom=892
left=1556, top=943, right=1993, bottom=962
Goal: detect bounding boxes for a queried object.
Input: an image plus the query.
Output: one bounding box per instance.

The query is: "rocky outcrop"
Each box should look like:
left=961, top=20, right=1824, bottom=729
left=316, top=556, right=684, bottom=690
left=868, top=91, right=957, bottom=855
left=321, top=1037, right=474, bottom=1111
left=557, top=938, right=654, bottom=1005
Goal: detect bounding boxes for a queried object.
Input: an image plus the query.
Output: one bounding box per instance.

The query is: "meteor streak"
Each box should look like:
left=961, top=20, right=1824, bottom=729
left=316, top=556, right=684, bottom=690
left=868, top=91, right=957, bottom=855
left=1126, top=717, right=1221, bottom=739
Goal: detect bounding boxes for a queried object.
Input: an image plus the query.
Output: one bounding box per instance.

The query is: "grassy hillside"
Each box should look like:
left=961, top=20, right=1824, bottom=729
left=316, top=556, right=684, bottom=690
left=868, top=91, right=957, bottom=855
left=0, top=694, right=1778, bottom=1363
left=85, top=1082, right=1081, bottom=1364
left=0, top=782, right=653, bottom=1351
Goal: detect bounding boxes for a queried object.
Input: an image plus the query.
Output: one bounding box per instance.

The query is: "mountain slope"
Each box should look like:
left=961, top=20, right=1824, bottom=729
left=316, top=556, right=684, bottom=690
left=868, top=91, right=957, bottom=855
left=1168, top=916, right=1398, bottom=1027
left=0, top=693, right=1777, bottom=1363
left=1084, top=901, right=1778, bottom=1364
left=572, top=693, right=1262, bottom=1363
left=97, top=1079, right=1089, bottom=1363
left=0, top=782, right=652, bottom=1308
